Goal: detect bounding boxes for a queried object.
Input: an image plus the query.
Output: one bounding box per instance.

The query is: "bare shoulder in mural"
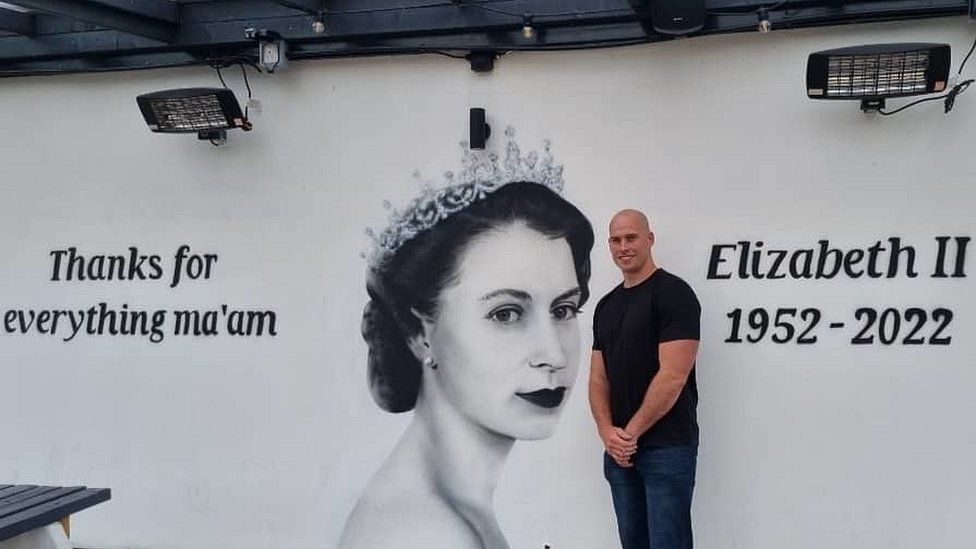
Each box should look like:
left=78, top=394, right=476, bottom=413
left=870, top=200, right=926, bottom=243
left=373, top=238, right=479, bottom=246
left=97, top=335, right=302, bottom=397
left=338, top=133, right=594, bottom=549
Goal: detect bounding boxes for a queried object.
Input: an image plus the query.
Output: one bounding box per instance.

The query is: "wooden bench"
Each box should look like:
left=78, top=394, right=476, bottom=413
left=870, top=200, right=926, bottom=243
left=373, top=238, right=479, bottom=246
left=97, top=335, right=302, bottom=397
left=0, top=485, right=111, bottom=548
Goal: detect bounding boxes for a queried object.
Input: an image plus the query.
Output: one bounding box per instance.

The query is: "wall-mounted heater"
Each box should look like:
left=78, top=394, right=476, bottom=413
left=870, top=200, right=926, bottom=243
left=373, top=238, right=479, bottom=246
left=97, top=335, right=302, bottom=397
left=806, top=43, right=951, bottom=112
left=136, top=88, right=252, bottom=144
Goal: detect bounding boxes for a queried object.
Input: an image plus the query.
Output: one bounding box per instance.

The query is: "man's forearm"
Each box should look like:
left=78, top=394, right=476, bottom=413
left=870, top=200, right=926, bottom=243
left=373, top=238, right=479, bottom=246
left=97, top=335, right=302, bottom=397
left=624, top=371, right=686, bottom=438
left=589, top=378, right=614, bottom=431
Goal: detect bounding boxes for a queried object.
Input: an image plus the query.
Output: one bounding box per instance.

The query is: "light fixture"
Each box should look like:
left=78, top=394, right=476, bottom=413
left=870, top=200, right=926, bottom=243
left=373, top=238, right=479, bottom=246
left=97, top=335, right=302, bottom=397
left=806, top=43, right=951, bottom=112
left=757, top=9, right=771, bottom=33
left=466, top=51, right=496, bottom=73
left=244, top=28, right=288, bottom=73
left=469, top=107, right=491, bottom=150
left=312, top=10, right=326, bottom=34
left=649, top=0, right=706, bottom=36
left=136, top=88, right=252, bottom=144
left=522, top=14, right=535, bottom=39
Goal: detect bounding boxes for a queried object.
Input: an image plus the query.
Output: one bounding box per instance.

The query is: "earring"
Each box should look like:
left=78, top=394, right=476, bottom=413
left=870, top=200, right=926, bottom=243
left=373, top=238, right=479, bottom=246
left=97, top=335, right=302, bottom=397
left=423, top=357, right=437, bottom=370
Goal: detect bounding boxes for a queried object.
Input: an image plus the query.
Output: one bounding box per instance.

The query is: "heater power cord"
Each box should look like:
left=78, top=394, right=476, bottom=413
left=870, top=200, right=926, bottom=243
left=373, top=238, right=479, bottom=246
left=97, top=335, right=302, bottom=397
left=878, top=31, right=976, bottom=117
left=878, top=78, right=975, bottom=116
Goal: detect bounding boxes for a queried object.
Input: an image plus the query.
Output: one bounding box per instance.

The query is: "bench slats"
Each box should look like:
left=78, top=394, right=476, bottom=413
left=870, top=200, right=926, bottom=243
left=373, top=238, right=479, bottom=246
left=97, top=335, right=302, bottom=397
left=0, top=486, right=62, bottom=507
left=0, top=486, right=36, bottom=500
left=0, top=487, right=110, bottom=542
left=0, top=487, right=85, bottom=520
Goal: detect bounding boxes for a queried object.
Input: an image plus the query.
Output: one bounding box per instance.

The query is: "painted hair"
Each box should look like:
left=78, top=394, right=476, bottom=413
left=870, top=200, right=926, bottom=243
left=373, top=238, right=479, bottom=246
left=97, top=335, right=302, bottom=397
left=361, top=182, right=594, bottom=412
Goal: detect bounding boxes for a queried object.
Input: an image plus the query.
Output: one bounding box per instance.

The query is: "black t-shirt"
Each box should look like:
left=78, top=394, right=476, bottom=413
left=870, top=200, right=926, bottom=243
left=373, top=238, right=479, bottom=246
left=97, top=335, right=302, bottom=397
left=592, top=268, right=701, bottom=447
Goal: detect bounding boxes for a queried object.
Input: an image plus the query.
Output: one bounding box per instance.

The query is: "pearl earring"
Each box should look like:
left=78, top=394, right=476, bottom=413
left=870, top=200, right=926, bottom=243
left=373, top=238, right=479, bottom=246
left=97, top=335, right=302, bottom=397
left=423, top=357, right=437, bottom=370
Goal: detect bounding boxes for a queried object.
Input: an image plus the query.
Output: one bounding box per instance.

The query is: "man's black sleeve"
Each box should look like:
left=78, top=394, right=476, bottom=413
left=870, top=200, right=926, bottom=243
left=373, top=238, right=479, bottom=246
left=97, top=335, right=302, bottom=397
left=658, top=277, right=701, bottom=342
left=591, top=298, right=604, bottom=351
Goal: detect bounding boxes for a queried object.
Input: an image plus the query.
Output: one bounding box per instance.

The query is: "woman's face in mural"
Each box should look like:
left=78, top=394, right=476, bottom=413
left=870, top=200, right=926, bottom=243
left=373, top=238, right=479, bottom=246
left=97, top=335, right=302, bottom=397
left=424, top=222, right=582, bottom=440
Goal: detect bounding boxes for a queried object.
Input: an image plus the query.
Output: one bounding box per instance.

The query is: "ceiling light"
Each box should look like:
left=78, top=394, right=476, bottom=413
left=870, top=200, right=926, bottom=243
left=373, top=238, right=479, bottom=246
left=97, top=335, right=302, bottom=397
left=136, top=88, right=252, bottom=144
left=757, top=9, right=771, bottom=33
left=806, top=43, right=950, bottom=112
left=522, top=14, right=535, bottom=39
left=312, top=10, right=326, bottom=34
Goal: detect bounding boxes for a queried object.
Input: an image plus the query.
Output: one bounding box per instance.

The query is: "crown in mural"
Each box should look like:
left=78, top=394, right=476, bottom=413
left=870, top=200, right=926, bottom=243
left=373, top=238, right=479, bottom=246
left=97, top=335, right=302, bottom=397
left=365, top=127, right=565, bottom=267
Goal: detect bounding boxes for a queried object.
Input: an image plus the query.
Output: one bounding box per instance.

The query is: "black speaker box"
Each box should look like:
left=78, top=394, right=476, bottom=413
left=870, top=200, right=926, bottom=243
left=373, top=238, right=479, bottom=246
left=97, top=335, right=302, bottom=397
left=651, top=0, right=706, bottom=35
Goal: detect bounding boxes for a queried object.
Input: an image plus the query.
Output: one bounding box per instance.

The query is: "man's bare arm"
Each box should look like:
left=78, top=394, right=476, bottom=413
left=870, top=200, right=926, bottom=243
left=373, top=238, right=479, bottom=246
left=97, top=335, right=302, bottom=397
left=623, top=339, right=699, bottom=439
left=589, top=350, right=637, bottom=465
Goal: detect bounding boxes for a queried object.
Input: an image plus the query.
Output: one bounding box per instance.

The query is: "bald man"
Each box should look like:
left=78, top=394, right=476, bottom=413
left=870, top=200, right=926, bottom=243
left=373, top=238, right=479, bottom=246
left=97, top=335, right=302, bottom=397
left=589, top=210, right=701, bottom=549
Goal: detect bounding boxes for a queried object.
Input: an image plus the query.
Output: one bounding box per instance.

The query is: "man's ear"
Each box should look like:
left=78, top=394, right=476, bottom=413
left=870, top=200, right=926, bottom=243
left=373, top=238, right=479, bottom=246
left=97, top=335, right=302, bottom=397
left=405, top=308, right=435, bottom=361
left=648, top=231, right=655, bottom=247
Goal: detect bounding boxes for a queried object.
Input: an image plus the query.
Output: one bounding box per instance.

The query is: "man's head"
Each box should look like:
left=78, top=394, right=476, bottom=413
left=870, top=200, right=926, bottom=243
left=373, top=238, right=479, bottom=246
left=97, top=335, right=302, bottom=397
left=608, top=209, right=655, bottom=276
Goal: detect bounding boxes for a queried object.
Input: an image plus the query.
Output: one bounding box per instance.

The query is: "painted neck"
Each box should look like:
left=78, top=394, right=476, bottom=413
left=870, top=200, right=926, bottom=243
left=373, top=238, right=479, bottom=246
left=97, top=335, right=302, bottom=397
left=405, top=385, right=515, bottom=541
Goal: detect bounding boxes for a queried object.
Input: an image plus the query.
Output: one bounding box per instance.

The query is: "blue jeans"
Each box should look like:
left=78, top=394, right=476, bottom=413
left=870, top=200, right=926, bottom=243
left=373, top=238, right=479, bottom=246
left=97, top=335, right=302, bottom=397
left=603, top=443, right=698, bottom=549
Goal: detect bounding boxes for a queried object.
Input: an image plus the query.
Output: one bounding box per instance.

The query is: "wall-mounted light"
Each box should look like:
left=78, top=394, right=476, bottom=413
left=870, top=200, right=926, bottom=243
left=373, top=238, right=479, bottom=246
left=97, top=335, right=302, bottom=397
left=136, top=88, right=252, bottom=144
left=806, top=43, right=951, bottom=112
left=245, top=28, right=288, bottom=73
left=469, top=107, right=491, bottom=150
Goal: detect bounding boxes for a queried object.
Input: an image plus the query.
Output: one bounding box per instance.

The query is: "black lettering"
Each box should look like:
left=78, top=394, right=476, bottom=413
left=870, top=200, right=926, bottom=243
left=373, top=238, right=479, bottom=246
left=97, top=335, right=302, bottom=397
left=127, top=247, right=148, bottom=280
left=36, top=311, right=52, bottom=334
left=766, top=249, right=787, bottom=280
left=173, top=310, right=199, bottom=335
left=737, top=241, right=751, bottom=279
left=106, top=255, right=125, bottom=280
left=887, top=237, right=918, bottom=278
left=866, top=240, right=886, bottom=278
left=66, top=247, right=84, bottom=281
left=843, top=249, right=865, bottom=278
left=50, top=249, right=68, bottom=281
left=932, top=236, right=951, bottom=278
left=148, top=255, right=163, bottom=280
left=87, top=256, right=106, bottom=281
left=815, top=240, right=842, bottom=279
left=707, top=245, right=736, bottom=279
left=952, top=236, right=970, bottom=277
left=750, top=241, right=765, bottom=279
left=788, top=249, right=813, bottom=279
left=150, top=310, right=166, bottom=343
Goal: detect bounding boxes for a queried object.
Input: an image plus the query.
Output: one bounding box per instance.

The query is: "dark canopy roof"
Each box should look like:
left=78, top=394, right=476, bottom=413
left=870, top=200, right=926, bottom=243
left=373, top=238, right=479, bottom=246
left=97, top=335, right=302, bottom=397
left=0, top=1, right=969, bottom=77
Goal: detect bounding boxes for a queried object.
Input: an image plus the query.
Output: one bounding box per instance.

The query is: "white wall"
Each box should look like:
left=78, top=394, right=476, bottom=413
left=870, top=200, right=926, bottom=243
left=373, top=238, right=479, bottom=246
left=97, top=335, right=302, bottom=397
left=1, top=17, right=974, bottom=549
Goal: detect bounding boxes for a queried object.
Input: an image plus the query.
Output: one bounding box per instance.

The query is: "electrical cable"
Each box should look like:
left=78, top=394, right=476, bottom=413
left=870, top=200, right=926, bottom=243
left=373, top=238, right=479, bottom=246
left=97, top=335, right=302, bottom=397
left=877, top=79, right=974, bottom=116
left=239, top=63, right=253, bottom=120
left=240, top=64, right=252, bottom=96
left=878, top=32, right=976, bottom=116
left=957, top=32, right=976, bottom=75
left=215, top=66, right=228, bottom=88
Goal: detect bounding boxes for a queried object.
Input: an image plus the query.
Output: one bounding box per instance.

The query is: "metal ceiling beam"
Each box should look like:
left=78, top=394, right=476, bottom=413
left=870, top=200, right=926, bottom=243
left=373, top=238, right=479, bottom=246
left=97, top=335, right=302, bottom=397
left=268, top=0, right=326, bottom=14
left=9, top=0, right=178, bottom=42
left=0, top=7, right=34, bottom=35
left=88, top=1, right=179, bottom=23
left=0, top=0, right=970, bottom=76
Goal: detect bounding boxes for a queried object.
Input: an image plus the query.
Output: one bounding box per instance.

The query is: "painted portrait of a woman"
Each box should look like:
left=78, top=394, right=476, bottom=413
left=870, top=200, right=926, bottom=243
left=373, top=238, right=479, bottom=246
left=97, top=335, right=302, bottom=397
left=340, top=137, right=594, bottom=549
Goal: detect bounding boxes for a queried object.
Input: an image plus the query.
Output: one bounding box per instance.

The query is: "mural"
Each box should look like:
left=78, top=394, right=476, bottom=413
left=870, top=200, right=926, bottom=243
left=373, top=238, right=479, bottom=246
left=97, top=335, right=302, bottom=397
left=1, top=18, right=975, bottom=549
left=342, top=132, right=594, bottom=548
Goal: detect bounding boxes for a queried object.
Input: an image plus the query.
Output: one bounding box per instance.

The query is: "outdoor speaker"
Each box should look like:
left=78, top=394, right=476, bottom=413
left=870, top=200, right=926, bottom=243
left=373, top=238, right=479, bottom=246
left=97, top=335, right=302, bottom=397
left=470, top=107, right=491, bottom=150
left=651, top=0, right=706, bottom=35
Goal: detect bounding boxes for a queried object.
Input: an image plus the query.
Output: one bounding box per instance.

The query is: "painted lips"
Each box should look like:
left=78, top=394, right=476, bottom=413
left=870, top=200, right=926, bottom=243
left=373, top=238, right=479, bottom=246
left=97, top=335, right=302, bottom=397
left=516, top=387, right=567, bottom=409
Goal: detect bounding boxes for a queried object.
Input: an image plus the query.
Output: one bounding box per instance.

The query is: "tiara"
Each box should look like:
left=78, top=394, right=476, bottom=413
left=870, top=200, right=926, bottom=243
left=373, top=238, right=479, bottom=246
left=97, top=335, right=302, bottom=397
left=365, top=127, right=565, bottom=268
